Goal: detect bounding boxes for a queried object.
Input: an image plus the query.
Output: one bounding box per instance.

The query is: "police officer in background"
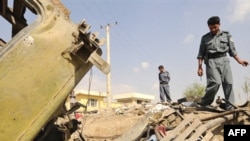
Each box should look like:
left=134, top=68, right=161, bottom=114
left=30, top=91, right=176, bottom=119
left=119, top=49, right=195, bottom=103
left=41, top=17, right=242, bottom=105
left=158, top=65, right=172, bottom=103
left=197, top=16, right=248, bottom=110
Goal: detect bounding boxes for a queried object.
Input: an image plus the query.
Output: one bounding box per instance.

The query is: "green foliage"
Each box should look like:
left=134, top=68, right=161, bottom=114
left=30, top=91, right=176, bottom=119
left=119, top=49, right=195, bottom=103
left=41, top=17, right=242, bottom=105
left=183, top=82, right=205, bottom=101
left=242, top=80, right=250, bottom=94
left=242, top=79, right=250, bottom=100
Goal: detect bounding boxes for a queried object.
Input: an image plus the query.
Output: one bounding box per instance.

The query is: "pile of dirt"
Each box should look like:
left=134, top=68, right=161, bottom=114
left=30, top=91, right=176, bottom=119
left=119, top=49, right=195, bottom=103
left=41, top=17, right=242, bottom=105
left=81, top=112, right=143, bottom=138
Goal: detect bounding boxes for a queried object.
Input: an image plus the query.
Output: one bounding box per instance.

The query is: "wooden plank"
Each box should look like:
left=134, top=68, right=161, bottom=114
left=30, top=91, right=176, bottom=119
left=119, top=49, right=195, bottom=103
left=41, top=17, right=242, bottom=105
left=159, top=108, right=176, bottom=122
left=208, top=136, right=220, bottom=141
left=162, top=112, right=217, bottom=141
left=171, top=116, right=194, bottom=133
left=162, top=108, right=176, bottom=118
left=162, top=116, right=195, bottom=141
left=175, top=118, right=202, bottom=141
left=202, top=131, right=214, bottom=141
left=167, top=114, right=177, bottom=122
left=185, top=124, right=207, bottom=141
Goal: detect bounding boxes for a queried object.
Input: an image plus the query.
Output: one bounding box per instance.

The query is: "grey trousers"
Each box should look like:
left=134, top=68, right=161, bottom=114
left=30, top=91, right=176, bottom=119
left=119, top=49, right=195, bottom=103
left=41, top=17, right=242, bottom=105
left=160, top=84, right=171, bottom=102
left=201, top=57, right=234, bottom=105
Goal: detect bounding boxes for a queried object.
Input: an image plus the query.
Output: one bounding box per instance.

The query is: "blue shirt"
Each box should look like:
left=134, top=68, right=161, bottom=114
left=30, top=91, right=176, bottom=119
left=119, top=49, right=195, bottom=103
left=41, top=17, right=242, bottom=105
left=197, top=31, right=238, bottom=59
left=159, top=71, right=170, bottom=84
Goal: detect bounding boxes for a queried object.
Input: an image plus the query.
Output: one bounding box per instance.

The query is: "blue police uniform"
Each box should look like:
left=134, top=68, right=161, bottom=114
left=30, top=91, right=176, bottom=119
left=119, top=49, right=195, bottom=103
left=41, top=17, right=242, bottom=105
left=197, top=30, right=237, bottom=106
left=159, top=71, right=171, bottom=102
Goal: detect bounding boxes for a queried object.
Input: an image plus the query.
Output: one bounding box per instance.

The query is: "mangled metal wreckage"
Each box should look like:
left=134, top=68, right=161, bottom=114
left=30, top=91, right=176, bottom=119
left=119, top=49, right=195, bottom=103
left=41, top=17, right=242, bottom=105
left=0, top=0, right=109, bottom=140
left=1, top=1, right=250, bottom=141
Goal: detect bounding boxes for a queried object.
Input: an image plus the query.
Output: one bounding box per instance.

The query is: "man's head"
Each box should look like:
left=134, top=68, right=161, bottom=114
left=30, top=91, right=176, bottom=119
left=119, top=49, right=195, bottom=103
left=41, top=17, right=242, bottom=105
left=207, top=16, right=220, bottom=35
left=158, top=65, right=164, bottom=72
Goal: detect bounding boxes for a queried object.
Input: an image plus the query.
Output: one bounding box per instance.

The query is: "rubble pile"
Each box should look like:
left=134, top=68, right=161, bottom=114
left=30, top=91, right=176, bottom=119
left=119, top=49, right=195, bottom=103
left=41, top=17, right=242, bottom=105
left=82, top=110, right=142, bottom=139
left=67, top=102, right=250, bottom=141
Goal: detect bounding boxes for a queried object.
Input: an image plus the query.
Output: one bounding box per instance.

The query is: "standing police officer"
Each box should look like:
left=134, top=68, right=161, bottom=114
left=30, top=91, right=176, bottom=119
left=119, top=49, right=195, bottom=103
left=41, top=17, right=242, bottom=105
left=158, top=65, right=172, bottom=103
left=197, top=16, right=248, bottom=110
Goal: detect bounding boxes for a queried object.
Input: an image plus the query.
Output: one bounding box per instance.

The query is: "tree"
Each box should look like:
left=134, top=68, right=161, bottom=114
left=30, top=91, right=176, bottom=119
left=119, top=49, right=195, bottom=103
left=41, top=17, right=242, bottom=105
left=242, top=77, right=250, bottom=100
left=183, top=82, right=205, bottom=102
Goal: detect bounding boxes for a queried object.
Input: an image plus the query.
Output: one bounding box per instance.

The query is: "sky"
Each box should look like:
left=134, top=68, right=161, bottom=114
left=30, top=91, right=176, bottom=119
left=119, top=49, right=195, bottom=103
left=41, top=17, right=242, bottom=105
left=1, top=0, right=250, bottom=104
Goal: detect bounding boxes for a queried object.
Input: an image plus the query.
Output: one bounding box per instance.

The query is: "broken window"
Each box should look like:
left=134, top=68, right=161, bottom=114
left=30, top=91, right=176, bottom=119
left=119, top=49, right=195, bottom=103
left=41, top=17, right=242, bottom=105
left=137, top=100, right=142, bottom=104
left=88, top=99, right=97, bottom=107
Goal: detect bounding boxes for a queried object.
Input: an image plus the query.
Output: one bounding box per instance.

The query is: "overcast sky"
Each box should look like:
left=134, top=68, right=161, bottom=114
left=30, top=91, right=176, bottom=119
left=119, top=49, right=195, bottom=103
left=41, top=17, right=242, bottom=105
left=1, top=0, right=250, bottom=104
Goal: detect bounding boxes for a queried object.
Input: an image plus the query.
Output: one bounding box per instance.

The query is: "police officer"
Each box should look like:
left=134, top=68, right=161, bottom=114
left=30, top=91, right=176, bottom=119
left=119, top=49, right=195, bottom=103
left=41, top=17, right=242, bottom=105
left=197, top=16, right=248, bottom=109
left=158, top=65, right=172, bottom=103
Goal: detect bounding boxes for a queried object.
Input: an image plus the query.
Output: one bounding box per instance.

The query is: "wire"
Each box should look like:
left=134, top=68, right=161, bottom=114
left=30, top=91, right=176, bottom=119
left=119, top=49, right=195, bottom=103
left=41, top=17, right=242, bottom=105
left=88, top=68, right=93, bottom=95
left=79, top=67, right=93, bottom=140
left=110, top=26, right=152, bottom=61
left=79, top=0, right=101, bottom=25
left=84, top=67, right=93, bottom=113
left=81, top=0, right=151, bottom=61
left=91, top=0, right=110, bottom=22
left=103, top=0, right=117, bottom=22
left=87, top=0, right=157, bottom=62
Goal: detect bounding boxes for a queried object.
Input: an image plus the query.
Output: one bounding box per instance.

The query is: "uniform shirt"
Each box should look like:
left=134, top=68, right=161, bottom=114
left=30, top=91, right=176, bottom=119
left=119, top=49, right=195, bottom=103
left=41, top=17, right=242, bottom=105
left=197, top=31, right=238, bottom=59
left=159, top=71, right=170, bottom=84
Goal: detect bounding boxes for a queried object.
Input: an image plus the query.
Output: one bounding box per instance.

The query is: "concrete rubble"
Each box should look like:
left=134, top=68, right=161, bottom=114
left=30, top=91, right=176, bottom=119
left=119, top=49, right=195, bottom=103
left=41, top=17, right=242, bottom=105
left=64, top=101, right=250, bottom=141
left=1, top=0, right=250, bottom=140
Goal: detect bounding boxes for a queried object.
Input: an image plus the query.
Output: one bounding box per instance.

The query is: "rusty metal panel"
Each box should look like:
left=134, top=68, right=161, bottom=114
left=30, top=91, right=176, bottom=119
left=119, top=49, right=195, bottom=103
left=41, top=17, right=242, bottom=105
left=0, top=0, right=109, bottom=140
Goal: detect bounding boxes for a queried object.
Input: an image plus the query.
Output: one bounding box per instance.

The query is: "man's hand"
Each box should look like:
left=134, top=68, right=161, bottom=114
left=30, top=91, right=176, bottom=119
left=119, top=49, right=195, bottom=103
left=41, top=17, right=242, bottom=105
left=197, top=68, right=203, bottom=76
left=237, top=59, right=248, bottom=67
left=241, top=60, right=249, bottom=67
left=234, top=55, right=249, bottom=67
left=197, top=59, right=204, bottom=76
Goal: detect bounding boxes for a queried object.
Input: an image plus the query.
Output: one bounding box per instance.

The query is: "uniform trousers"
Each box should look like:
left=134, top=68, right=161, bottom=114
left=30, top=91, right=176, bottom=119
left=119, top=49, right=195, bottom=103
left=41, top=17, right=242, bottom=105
left=200, top=56, right=234, bottom=105
left=160, top=84, right=171, bottom=102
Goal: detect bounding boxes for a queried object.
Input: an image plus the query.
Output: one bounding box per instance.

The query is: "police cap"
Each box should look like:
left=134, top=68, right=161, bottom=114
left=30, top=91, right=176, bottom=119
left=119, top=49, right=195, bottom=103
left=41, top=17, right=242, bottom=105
left=207, top=16, right=220, bottom=25
left=158, top=65, right=164, bottom=69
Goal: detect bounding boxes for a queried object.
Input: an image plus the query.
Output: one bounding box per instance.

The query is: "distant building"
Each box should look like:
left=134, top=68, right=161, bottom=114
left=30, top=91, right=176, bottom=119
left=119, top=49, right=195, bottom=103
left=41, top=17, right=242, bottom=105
left=65, top=90, right=107, bottom=112
left=66, top=91, right=154, bottom=114
left=113, top=92, right=154, bottom=106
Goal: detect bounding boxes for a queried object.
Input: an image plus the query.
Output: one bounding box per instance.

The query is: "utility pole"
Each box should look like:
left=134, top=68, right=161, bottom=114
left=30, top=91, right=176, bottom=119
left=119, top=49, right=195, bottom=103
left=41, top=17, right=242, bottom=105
left=101, top=22, right=117, bottom=108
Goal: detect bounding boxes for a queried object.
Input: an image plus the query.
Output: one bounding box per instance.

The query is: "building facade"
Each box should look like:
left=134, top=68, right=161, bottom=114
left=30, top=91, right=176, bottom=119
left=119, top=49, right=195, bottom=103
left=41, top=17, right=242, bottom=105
left=66, top=90, right=107, bottom=112
left=113, top=92, right=154, bottom=106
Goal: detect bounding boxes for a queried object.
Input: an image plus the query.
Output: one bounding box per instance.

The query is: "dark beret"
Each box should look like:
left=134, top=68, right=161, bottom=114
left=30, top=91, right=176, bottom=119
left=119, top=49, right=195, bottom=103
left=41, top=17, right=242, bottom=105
left=207, top=16, right=220, bottom=25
